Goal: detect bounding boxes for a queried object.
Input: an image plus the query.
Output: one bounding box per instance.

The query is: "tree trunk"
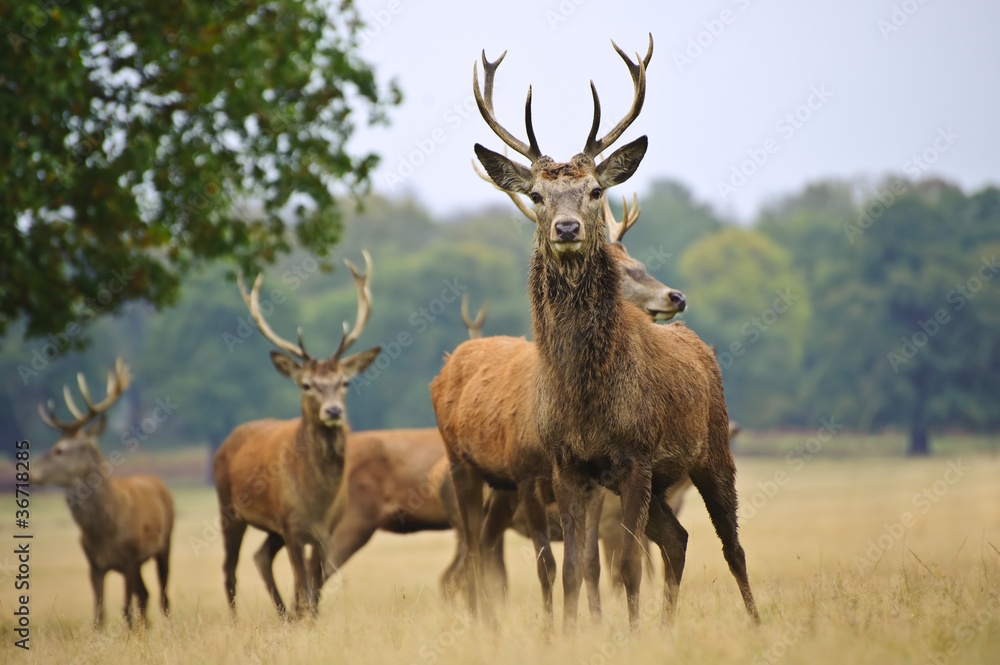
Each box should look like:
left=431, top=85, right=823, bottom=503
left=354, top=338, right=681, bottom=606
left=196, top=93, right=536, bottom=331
left=908, top=426, right=930, bottom=456
left=907, top=373, right=931, bottom=456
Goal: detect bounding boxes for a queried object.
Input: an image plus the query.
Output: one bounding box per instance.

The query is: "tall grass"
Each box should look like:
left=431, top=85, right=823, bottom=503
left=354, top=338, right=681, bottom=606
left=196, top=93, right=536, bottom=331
left=2, top=455, right=998, bottom=664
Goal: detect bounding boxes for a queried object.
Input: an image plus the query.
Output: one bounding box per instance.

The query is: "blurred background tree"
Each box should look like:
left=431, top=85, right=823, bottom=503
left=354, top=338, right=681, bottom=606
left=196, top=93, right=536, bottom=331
left=0, top=0, right=400, bottom=342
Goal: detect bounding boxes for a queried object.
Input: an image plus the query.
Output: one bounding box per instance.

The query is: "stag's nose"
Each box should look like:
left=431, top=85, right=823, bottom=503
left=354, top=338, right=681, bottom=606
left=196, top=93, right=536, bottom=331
left=669, top=291, right=686, bottom=312
left=325, top=406, right=343, bottom=421
left=554, top=219, right=581, bottom=242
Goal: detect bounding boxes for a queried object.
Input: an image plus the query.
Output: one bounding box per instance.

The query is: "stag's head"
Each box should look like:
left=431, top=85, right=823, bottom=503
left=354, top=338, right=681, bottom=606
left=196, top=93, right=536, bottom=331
left=474, top=36, right=652, bottom=262
left=239, top=252, right=380, bottom=431
left=34, top=358, right=131, bottom=487
left=472, top=134, right=686, bottom=322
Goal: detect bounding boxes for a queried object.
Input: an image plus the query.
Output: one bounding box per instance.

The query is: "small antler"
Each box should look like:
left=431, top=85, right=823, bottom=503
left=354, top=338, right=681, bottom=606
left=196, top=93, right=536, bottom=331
left=461, top=293, right=489, bottom=340
left=38, top=357, right=132, bottom=433
left=239, top=271, right=311, bottom=360
left=603, top=192, right=641, bottom=243
left=473, top=50, right=542, bottom=162
left=472, top=158, right=537, bottom=222
left=583, top=34, right=653, bottom=159
left=332, top=250, right=374, bottom=360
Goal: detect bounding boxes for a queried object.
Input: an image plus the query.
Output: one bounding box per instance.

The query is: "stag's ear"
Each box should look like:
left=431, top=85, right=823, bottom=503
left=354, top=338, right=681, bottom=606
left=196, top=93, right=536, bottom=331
left=595, top=136, right=647, bottom=188
left=270, top=351, right=303, bottom=382
left=85, top=415, right=107, bottom=437
left=339, top=346, right=381, bottom=379
left=474, top=144, right=532, bottom=194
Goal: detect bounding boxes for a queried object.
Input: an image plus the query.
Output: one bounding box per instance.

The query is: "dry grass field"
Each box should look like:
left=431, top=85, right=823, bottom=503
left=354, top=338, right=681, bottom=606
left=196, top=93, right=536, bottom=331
left=2, top=453, right=999, bottom=664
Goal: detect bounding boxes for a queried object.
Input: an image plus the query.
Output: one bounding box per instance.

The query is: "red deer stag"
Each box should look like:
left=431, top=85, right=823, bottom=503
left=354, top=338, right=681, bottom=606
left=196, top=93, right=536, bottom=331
left=33, top=358, right=174, bottom=630
left=213, top=254, right=380, bottom=618
left=431, top=182, right=688, bottom=623
left=295, top=292, right=489, bottom=599
left=471, top=35, right=760, bottom=629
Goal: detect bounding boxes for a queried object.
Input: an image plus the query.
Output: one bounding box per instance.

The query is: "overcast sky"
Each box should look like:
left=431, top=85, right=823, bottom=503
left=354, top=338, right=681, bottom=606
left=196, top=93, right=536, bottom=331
left=347, top=0, right=999, bottom=223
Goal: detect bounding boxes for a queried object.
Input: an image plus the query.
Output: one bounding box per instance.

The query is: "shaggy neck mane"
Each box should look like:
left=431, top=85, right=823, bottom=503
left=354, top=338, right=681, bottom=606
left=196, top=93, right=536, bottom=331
left=529, top=238, right=626, bottom=397
left=299, top=421, right=348, bottom=466
left=66, top=470, right=116, bottom=533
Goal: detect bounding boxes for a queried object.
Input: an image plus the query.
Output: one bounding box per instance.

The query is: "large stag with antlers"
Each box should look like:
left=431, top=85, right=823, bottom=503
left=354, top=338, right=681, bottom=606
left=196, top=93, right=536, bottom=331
left=212, top=253, right=380, bottom=618
left=33, top=358, right=174, bottom=630
left=470, top=35, right=760, bottom=629
left=430, top=166, right=688, bottom=621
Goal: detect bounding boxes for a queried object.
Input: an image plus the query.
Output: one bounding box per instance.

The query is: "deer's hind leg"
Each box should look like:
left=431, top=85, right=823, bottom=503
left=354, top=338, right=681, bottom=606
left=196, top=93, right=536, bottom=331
left=645, top=490, right=688, bottom=624
left=690, top=460, right=760, bottom=624
left=221, top=518, right=247, bottom=616
left=480, top=489, right=518, bottom=605
left=253, top=531, right=287, bottom=616
left=517, top=479, right=558, bottom=628
left=155, top=547, right=170, bottom=617
left=450, top=459, right=487, bottom=620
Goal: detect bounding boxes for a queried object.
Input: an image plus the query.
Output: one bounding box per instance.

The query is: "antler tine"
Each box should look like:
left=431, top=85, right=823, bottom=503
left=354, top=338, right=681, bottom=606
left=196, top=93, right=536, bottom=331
left=38, top=357, right=132, bottom=433
left=246, top=273, right=308, bottom=359
left=602, top=194, right=624, bottom=243
left=333, top=250, right=374, bottom=360
left=473, top=50, right=542, bottom=161
left=622, top=192, right=641, bottom=235
left=63, top=383, right=87, bottom=419
left=583, top=34, right=653, bottom=158
left=76, top=357, right=132, bottom=416
left=461, top=293, right=489, bottom=340
left=602, top=192, right=642, bottom=243
left=38, top=401, right=79, bottom=433
left=471, top=158, right=538, bottom=222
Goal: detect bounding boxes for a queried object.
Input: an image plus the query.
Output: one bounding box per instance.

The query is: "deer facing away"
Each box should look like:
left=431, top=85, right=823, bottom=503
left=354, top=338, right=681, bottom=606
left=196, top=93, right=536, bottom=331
left=33, top=358, right=174, bottom=630
left=471, top=35, right=760, bottom=629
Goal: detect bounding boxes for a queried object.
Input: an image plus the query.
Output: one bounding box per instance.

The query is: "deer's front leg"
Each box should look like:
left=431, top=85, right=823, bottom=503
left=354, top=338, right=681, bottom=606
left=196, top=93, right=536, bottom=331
left=619, top=462, right=653, bottom=630
left=284, top=536, right=314, bottom=618
left=89, top=563, right=106, bottom=629
left=552, top=463, right=599, bottom=634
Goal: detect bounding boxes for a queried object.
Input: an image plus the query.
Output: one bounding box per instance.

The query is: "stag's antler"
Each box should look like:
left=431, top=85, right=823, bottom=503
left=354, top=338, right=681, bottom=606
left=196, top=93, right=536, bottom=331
left=583, top=34, right=653, bottom=159
left=239, top=272, right=311, bottom=360
left=473, top=51, right=542, bottom=162
left=461, top=293, right=489, bottom=340
left=472, top=158, right=537, bottom=222
left=603, top=192, right=641, bottom=244
left=332, top=250, right=373, bottom=360
left=38, top=357, right=132, bottom=433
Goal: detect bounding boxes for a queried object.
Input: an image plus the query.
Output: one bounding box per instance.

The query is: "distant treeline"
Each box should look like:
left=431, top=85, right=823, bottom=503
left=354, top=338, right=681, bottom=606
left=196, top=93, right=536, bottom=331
left=3, top=177, right=999, bottom=456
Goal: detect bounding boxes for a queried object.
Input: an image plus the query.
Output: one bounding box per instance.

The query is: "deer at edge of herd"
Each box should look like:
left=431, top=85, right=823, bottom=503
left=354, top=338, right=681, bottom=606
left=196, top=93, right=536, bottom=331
left=33, top=358, right=174, bottom=630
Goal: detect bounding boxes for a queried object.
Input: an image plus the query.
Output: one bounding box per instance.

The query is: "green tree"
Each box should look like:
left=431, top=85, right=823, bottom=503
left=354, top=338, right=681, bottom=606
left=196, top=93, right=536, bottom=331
left=1, top=0, right=399, bottom=344
left=763, top=178, right=1000, bottom=454
left=678, top=228, right=811, bottom=427
left=607, top=179, right=725, bottom=294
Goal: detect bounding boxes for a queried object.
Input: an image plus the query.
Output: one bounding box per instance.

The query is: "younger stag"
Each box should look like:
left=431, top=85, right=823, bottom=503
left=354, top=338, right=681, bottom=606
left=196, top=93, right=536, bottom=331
left=472, top=35, right=760, bottom=629
left=33, top=358, right=174, bottom=630
left=213, top=253, right=380, bottom=618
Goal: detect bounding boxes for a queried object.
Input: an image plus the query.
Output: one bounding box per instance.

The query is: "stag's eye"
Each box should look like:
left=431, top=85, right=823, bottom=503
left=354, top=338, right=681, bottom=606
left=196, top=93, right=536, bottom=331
left=301, top=382, right=312, bottom=391
left=590, top=187, right=602, bottom=200
left=342, top=379, right=351, bottom=389
left=530, top=192, right=543, bottom=205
